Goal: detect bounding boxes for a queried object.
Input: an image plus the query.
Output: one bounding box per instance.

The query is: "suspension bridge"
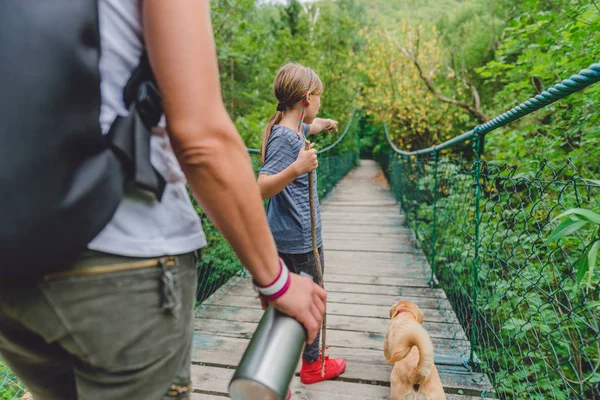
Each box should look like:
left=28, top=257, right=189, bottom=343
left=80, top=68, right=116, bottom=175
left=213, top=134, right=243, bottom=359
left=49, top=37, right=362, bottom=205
left=188, top=62, right=600, bottom=399
left=2, top=63, right=599, bottom=400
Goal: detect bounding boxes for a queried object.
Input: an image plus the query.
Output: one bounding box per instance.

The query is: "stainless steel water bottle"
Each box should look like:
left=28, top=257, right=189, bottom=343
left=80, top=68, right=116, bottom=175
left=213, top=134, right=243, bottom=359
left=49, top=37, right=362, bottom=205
left=229, top=305, right=306, bottom=400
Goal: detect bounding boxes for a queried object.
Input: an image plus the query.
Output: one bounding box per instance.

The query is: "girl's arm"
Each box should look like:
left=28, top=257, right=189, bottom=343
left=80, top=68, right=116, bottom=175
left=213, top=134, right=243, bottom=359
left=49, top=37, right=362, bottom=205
left=258, top=143, right=318, bottom=199
left=308, top=118, right=338, bottom=135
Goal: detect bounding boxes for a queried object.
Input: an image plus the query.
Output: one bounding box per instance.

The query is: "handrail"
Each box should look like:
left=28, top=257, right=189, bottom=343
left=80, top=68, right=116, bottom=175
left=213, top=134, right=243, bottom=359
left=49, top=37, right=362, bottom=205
left=384, top=62, right=600, bottom=156
left=246, top=110, right=357, bottom=155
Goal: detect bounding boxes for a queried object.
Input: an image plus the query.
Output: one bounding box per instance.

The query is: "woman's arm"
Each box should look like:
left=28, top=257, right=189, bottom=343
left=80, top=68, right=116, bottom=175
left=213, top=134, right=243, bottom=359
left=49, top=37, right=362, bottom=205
left=142, top=0, right=325, bottom=343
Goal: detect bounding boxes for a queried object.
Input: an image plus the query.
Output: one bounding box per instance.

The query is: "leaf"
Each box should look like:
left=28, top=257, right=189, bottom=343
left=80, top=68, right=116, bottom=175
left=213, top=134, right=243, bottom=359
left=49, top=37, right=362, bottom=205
left=554, top=208, right=600, bottom=225
left=577, top=249, right=589, bottom=284
left=546, top=218, right=588, bottom=242
left=586, top=240, right=599, bottom=286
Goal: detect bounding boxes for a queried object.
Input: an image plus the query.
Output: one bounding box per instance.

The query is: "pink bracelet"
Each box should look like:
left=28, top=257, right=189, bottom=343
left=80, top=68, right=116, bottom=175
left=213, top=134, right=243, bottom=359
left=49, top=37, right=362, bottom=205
left=254, top=259, right=291, bottom=301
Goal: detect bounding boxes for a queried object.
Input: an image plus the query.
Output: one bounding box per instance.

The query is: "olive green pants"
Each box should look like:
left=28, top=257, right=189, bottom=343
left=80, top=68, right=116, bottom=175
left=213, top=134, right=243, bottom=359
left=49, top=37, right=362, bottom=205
left=0, top=251, right=198, bottom=400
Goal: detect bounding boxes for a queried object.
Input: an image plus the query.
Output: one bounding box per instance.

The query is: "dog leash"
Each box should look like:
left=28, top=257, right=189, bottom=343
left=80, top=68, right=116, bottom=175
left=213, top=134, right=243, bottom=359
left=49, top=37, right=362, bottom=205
left=305, top=139, right=327, bottom=377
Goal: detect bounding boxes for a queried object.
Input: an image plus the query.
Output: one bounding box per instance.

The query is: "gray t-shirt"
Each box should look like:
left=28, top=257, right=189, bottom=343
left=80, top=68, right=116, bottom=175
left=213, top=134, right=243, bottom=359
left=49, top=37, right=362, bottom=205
left=260, top=124, right=322, bottom=254
left=88, top=0, right=206, bottom=257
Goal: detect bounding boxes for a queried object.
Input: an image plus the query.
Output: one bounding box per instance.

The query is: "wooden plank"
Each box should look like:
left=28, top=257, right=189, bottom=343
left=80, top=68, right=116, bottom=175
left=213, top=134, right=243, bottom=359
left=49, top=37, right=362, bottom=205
left=192, top=333, right=468, bottom=368
left=322, top=225, right=407, bottom=234
left=325, top=273, right=428, bottom=288
left=321, top=219, right=405, bottom=229
left=210, top=293, right=454, bottom=310
left=321, top=207, right=400, bottom=214
left=324, top=264, right=431, bottom=278
left=321, top=200, right=398, bottom=206
left=323, top=250, right=427, bottom=269
left=324, top=238, right=413, bottom=252
left=325, top=241, right=412, bottom=253
left=323, top=226, right=409, bottom=234
left=202, top=299, right=458, bottom=322
left=312, top=292, right=452, bottom=310
left=193, top=319, right=470, bottom=357
left=327, top=186, right=392, bottom=194
left=324, top=282, right=445, bottom=298
left=322, top=232, right=412, bottom=241
left=201, top=275, right=248, bottom=305
left=321, top=200, right=397, bottom=206
left=190, top=365, right=233, bottom=397
left=322, top=212, right=403, bottom=220
left=226, top=280, right=447, bottom=300
left=191, top=365, right=494, bottom=400
left=191, top=395, right=226, bottom=400
left=192, top=364, right=389, bottom=399
left=325, top=196, right=395, bottom=204
left=322, top=225, right=408, bottom=235
left=192, top=338, right=490, bottom=394
left=320, top=206, right=400, bottom=214
left=195, top=306, right=467, bottom=340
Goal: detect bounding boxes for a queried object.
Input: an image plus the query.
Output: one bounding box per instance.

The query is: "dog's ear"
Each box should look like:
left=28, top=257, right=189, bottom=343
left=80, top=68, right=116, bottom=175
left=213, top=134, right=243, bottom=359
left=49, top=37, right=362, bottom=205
left=416, top=307, right=424, bottom=324
left=389, top=303, right=398, bottom=319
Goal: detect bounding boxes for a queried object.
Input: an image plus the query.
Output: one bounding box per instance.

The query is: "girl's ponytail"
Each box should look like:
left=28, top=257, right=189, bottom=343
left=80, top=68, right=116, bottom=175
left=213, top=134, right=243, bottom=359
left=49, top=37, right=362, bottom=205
left=261, top=63, right=322, bottom=164
left=261, top=110, right=283, bottom=164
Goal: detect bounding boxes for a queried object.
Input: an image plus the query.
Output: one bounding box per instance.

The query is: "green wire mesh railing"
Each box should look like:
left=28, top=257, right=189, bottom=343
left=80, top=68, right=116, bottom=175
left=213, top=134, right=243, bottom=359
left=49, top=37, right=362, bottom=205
left=380, top=62, right=600, bottom=399
left=0, top=114, right=359, bottom=400
left=0, top=367, right=25, bottom=400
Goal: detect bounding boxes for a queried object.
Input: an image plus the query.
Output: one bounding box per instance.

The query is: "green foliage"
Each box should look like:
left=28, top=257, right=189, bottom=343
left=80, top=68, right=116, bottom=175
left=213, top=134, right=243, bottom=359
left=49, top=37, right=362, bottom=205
left=381, top=152, right=600, bottom=399
left=436, top=0, right=504, bottom=72
left=373, top=0, right=600, bottom=395
left=211, top=0, right=364, bottom=153
left=0, top=364, right=25, bottom=400
left=476, top=0, right=600, bottom=173
left=548, top=208, right=600, bottom=285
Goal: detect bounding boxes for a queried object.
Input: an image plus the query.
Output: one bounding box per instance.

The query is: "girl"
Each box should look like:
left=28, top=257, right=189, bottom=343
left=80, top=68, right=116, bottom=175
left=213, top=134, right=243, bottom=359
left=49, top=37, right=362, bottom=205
left=258, top=63, right=347, bottom=384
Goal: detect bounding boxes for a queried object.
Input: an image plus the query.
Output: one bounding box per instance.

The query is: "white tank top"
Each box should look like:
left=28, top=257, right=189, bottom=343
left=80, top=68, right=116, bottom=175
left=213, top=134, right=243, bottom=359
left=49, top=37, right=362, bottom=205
left=88, top=0, right=206, bottom=256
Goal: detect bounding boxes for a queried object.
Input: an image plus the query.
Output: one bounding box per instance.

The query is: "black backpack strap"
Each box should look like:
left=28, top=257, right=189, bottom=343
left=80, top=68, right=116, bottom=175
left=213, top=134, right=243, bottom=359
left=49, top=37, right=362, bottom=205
left=107, top=52, right=166, bottom=200
left=123, top=52, right=156, bottom=110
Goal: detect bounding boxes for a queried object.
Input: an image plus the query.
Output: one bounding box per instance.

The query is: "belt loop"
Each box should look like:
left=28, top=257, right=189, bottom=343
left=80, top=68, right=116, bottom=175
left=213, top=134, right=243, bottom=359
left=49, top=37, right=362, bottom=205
left=159, top=257, right=180, bottom=315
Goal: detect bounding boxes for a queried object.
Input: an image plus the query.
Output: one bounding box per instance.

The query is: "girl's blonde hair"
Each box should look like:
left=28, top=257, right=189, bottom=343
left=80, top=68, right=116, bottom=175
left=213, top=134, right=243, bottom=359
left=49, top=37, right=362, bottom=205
left=260, top=63, right=323, bottom=164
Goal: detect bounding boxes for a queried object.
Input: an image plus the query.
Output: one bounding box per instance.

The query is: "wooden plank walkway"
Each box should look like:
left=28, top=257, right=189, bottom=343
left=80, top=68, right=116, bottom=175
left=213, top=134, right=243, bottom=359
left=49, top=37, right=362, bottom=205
left=192, top=160, right=494, bottom=399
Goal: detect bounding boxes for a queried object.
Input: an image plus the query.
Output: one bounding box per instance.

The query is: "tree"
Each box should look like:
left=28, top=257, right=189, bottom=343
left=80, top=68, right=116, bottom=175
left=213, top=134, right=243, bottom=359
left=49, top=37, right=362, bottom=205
left=385, top=27, right=489, bottom=123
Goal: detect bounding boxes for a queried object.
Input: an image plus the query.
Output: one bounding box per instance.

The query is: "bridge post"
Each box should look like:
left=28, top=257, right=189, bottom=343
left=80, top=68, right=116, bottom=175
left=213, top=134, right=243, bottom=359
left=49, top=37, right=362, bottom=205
left=469, top=129, right=484, bottom=370
left=428, top=151, right=439, bottom=289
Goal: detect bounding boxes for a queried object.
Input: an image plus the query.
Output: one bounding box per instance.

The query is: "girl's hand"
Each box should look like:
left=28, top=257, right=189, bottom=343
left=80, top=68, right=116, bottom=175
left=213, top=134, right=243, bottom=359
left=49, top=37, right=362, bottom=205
left=324, top=119, right=339, bottom=134
left=293, top=142, right=318, bottom=175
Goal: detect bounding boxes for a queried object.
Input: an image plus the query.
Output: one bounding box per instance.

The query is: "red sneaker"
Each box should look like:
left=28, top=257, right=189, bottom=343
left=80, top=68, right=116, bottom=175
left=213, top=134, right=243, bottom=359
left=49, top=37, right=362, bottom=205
left=300, top=354, right=346, bottom=384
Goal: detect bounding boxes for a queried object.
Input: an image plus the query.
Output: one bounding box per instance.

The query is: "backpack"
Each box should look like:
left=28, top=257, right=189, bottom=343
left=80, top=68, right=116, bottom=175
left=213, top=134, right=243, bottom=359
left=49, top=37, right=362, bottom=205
left=0, top=0, right=165, bottom=279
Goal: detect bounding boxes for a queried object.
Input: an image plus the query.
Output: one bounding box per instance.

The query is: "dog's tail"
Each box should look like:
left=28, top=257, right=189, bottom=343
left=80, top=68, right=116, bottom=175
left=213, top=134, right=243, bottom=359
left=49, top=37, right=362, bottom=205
left=386, top=321, right=434, bottom=384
